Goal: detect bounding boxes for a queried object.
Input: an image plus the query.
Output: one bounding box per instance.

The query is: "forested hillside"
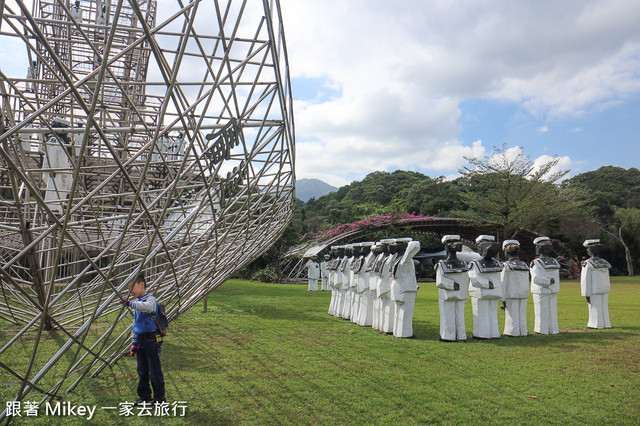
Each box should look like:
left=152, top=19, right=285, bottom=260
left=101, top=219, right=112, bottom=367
left=291, top=166, right=640, bottom=276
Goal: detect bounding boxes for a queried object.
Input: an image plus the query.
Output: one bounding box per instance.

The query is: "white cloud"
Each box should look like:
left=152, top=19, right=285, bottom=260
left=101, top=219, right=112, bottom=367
left=531, top=154, right=574, bottom=182
left=538, top=126, right=549, bottom=133
left=280, top=0, right=640, bottom=183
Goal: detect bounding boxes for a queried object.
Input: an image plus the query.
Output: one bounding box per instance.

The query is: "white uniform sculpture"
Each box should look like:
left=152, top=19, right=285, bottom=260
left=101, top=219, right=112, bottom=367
left=340, top=245, right=355, bottom=319
left=581, top=239, right=612, bottom=329
left=379, top=239, right=398, bottom=334
left=500, top=240, right=529, bottom=337
left=328, top=246, right=343, bottom=317
left=353, top=242, right=373, bottom=325
left=530, top=236, right=560, bottom=335
left=358, top=243, right=378, bottom=327
left=373, top=240, right=394, bottom=331
left=468, top=235, right=503, bottom=339
left=370, top=244, right=385, bottom=330
left=435, top=235, right=469, bottom=342
left=70, top=1, right=83, bottom=23
left=349, top=244, right=362, bottom=322
left=320, top=257, right=329, bottom=291
left=390, top=238, right=421, bottom=338
left=305, top=258, right=320, bottom=291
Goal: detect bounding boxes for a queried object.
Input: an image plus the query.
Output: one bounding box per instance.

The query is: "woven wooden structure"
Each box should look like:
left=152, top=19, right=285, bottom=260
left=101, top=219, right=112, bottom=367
left=0, top=0, right=294, bottom=415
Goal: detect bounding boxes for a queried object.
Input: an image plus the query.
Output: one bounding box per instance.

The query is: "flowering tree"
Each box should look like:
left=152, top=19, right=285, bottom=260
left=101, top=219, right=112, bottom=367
left=298, top=212, right=440, bottom=243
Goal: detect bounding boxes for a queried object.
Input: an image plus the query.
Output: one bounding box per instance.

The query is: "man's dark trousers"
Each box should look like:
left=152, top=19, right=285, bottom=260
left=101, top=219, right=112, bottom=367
left=136, top=332, right=165, bottom=401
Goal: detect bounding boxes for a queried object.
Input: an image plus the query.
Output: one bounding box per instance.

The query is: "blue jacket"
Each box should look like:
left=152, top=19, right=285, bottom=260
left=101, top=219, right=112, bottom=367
left=131, top=294, right=158, bottom=341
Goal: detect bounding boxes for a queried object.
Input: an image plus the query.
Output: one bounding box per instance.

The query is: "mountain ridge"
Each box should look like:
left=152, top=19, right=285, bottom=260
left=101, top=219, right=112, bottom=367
left=296, top=178, right=338, bottom=202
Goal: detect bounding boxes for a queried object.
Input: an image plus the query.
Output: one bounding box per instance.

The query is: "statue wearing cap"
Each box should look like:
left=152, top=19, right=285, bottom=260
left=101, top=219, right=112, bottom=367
left=305, top=257, right=320, bottom=291
left=530, top=236, right=560, bottom=334
left=327, top=246, right=343, bottom=317
left=435, top=235, right=470, bottom=341
left=348, top=244, right=363, bottom=322
left=371, top=239, right=392, bottom=330
left=356, top=242, right=376, bottom=327
left=500, top=240, right=529, bottom=337
left=581, top=239, right=612, bottom=329
left=320, top=255, right=329, bottom=291
left=333, top=245, right=347, bottom=317
left=468, top=235, right=503, bottom=339
left=377, top=239, right=398, bottom=334
left=340, top=245, right=355, bottom=319
left=366, top=242, right=385, bottom=330
left=389, top=238, right=421, bottom=338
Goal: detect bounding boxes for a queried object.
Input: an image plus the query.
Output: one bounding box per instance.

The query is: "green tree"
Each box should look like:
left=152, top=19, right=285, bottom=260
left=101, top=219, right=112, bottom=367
left=602, top=208, right=640, bottom=276
left=459, top=145, right=576, bottom=239
left=563, top=166, right=640, bottom=275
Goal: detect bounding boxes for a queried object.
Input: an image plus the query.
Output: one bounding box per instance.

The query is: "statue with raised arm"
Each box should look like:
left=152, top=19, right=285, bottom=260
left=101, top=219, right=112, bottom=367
left=355, top=242, right=375, bottom=326
left=369, top=243, right=385, bottom=330
left=340, top=244, right=355, bottom=319
left=328, top=246, right=343, bottom=317
left=375, top=239, right=396, bottom=332
left=349, top=244, right=363, bottom=322
left=390, top=238, right=421, bottom=338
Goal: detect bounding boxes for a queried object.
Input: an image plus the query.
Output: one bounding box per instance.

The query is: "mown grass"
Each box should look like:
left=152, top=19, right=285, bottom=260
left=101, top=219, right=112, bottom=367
left=3, top=277, right=640, bottom=424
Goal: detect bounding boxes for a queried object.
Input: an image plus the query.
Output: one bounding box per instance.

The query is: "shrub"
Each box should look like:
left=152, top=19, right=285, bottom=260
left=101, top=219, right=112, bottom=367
left=251, top=266, right=278, bottom=283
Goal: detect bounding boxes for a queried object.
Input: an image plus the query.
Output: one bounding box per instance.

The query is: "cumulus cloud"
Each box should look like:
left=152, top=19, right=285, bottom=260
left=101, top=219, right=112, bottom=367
left=531, top=154, right=574, bottom=182
left=467, top=146, right=573, bottom=183
left=280, top=0, right=640, bottom=183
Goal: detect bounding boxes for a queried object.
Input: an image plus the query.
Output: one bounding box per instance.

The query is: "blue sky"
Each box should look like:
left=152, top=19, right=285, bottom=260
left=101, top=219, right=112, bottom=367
left=281, top=0, right=640, bottom=186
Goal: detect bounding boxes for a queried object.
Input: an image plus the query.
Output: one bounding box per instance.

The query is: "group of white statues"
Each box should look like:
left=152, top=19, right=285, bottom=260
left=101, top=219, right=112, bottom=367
left=317, top=238, right=421, bottom=338
left=304, top=258, right=328, bottom=291
left=436, top=234, right=611, bottom=341
left=306, top=233, right=612, bottom=340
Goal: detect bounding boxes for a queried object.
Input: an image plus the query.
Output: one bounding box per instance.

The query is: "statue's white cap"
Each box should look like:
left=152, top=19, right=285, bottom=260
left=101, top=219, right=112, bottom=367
left=441, top=235, right=460, bottom=244
left=475, top=235, right=495, bottom=244
left=533, top=236, right=551, bottom=245
left=502, top=239, right=520, bottom=250
left=583, top=239, right=601, bottom=247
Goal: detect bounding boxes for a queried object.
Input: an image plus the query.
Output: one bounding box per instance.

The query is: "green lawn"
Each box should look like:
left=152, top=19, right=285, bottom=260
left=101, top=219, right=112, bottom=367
left=4, top=277, right=640, bottom=424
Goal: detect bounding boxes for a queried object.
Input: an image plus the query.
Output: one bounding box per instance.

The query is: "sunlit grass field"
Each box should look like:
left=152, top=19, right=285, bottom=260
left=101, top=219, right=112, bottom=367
left=3, top=277, right=639, bottom=424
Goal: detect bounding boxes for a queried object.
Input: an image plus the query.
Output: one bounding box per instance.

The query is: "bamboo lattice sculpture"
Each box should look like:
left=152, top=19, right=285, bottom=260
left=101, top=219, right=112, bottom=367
left=0, top=0, right=294, bottom=414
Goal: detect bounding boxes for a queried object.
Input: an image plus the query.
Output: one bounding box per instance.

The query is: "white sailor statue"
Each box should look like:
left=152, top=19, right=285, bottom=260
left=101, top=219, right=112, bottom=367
left=328, top=246, right=344, bottom=317
left=354, top=242, right=375, bottom=326
left=348, top=244, right=362, bottom=322
left=358, top=243, right=378, bottom=327
left=468, top=235, right=503, bottom=339
left=369, top=243, right=385, bottom=330
left=320, top=255, right=329, bottom=291
left=305, top=257, right=320, bottom=291
left=500, top=240, right=529, bottom=337
left=435, top=235, right=469, bottom=342
left=376, top=239, right=396, bottom=333
left=326, top=248, right=337, bottom=315
left=581, top=239, right=612, bottom=329
left=340, top=244, right=355, bottom=319
left=530, top=236, right=560, bottom=335
left=390, top=238, right=421, bottom=338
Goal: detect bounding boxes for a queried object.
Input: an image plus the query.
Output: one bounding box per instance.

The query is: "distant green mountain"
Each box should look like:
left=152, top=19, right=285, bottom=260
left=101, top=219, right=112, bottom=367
left=296, top=178, right=338, bottom=202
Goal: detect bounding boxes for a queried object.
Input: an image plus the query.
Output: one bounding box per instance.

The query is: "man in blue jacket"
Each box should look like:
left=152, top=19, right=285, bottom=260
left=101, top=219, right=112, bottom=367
left=122, top=274, right=165, bottom=404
